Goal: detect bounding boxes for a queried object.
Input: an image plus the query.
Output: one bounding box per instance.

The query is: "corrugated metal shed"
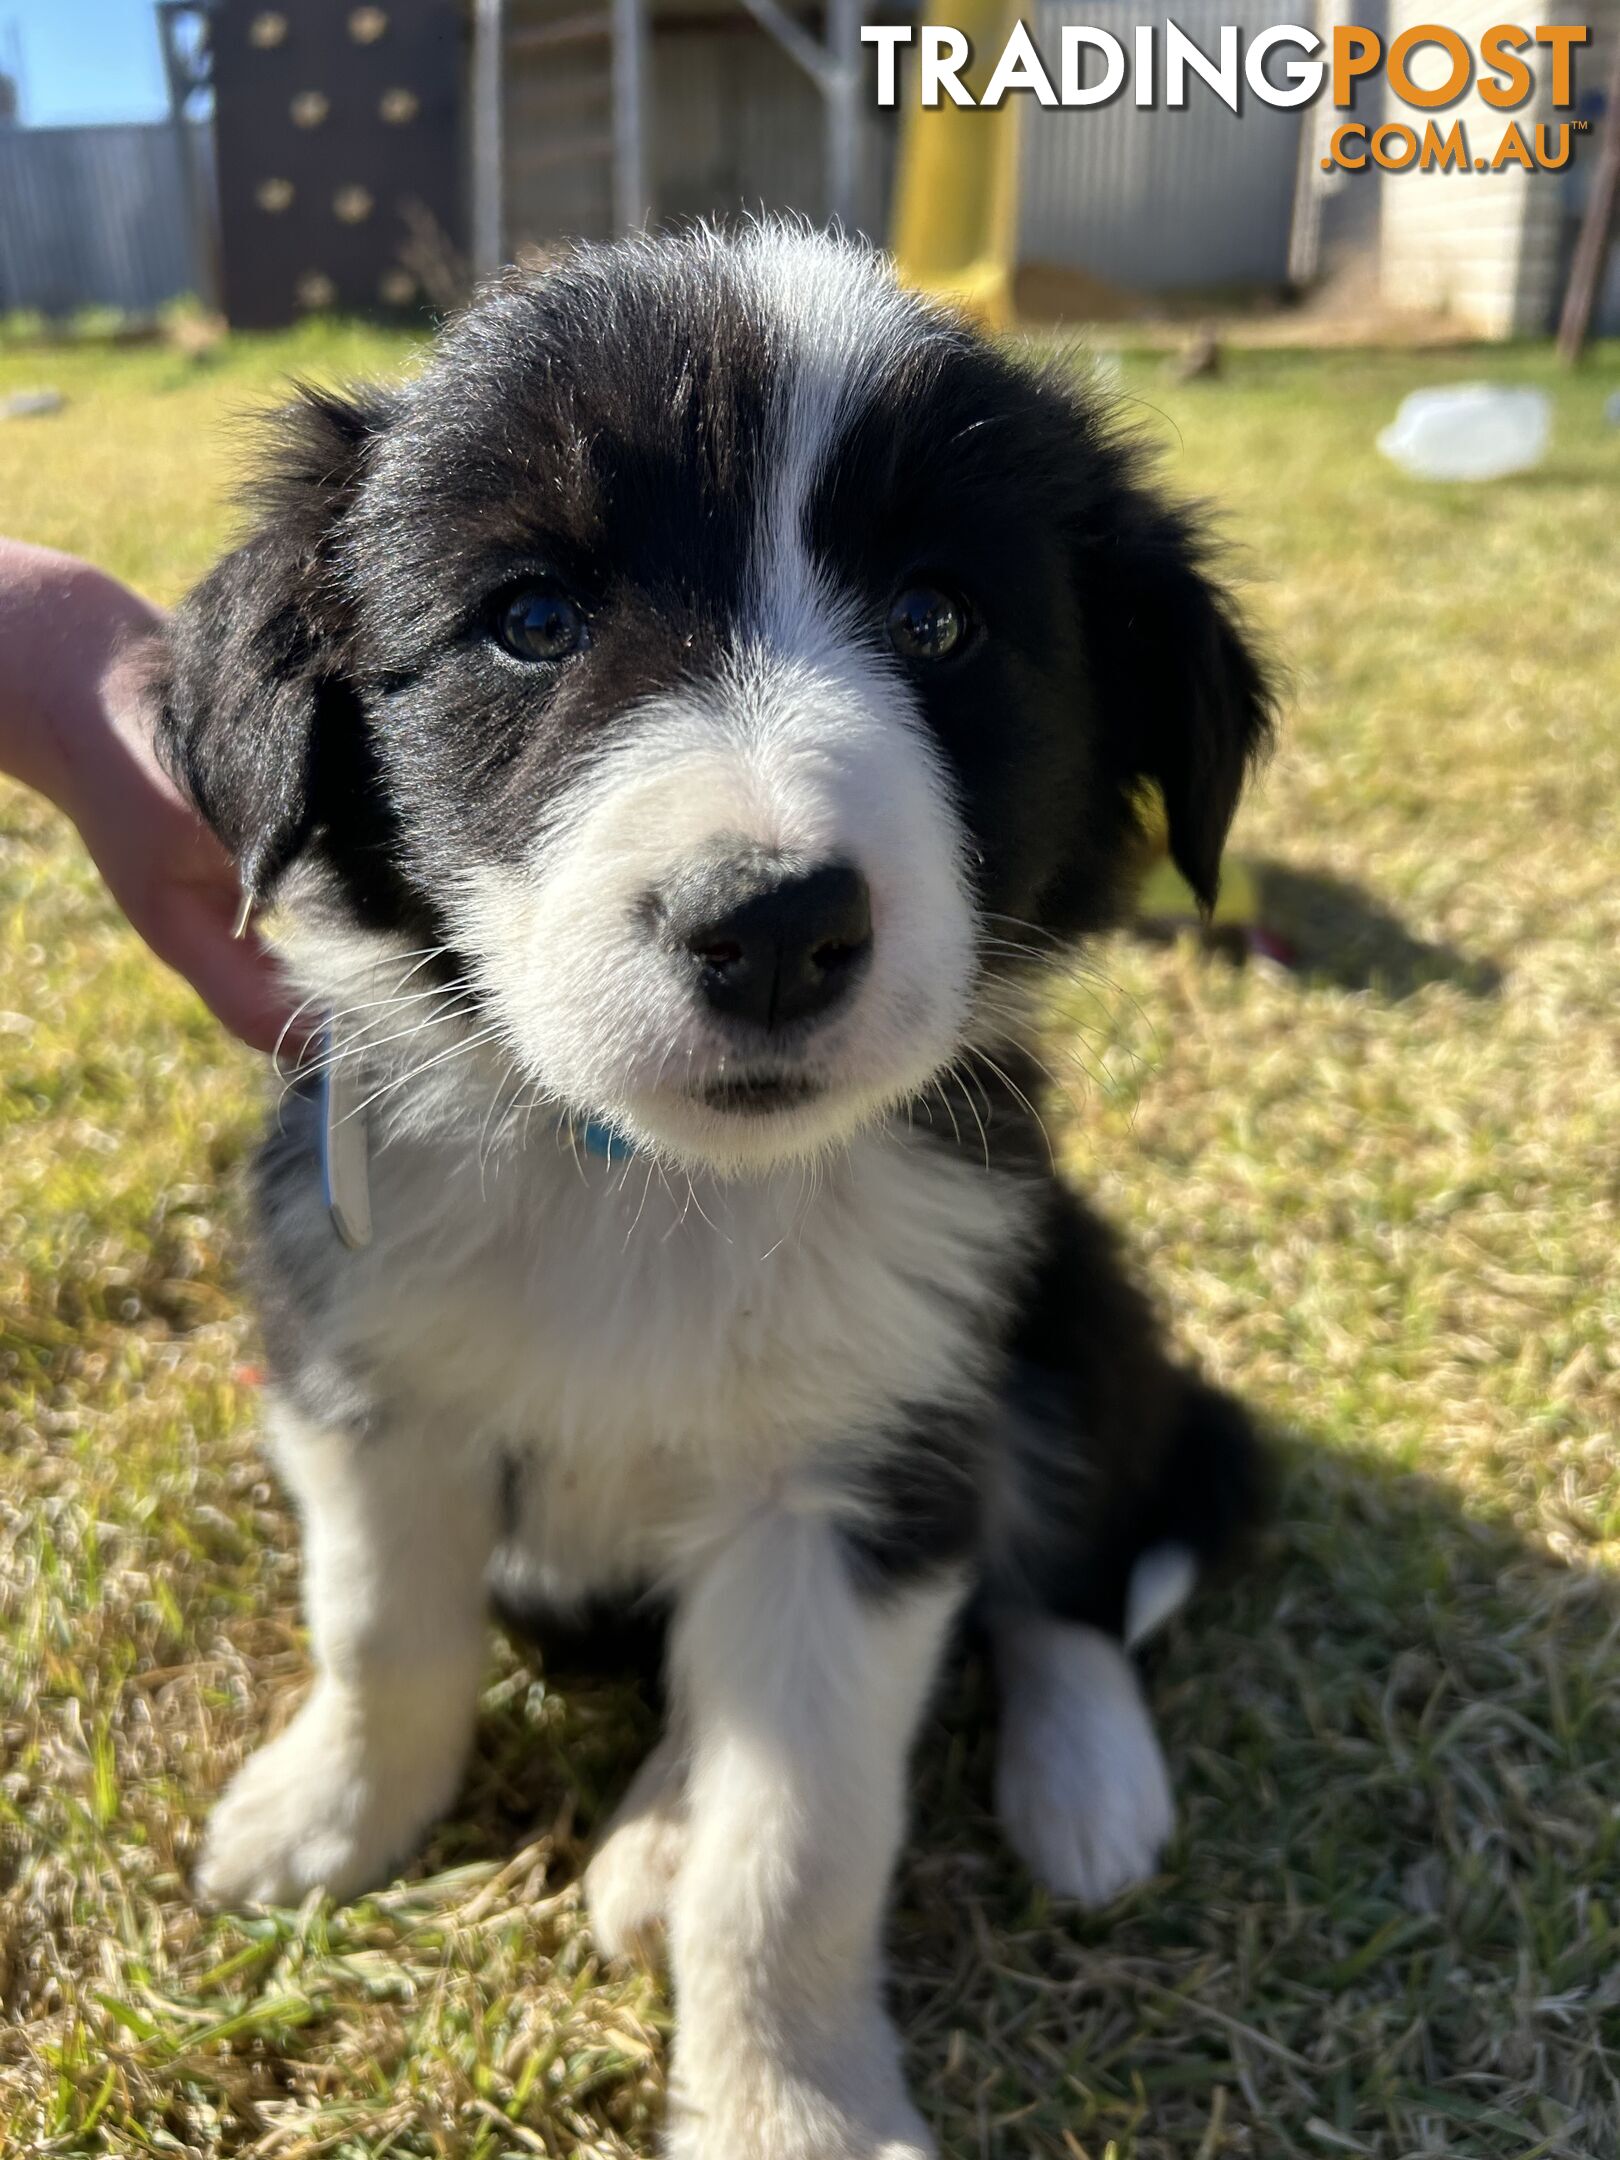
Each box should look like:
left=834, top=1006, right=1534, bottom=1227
left=0, top=122, right=209, bottom=316
left=1020, top=0, right=1306, bottom=291
left=498, top=0, right=897, bottom=254
left=1381, top=0, right=1620, bottom=338
left=654, top=21, right=827, bottom=228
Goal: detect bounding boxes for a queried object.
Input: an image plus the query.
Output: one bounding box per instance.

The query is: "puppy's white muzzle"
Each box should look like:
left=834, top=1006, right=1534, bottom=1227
left=452, top=653, right=978, bottom=1175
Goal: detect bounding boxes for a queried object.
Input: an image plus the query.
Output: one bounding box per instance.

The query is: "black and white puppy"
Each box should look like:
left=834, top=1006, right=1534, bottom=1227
left=159, top=225, right=1273, bottom=2160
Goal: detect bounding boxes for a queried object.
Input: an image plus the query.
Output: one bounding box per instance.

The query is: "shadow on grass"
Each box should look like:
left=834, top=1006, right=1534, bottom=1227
left=1255, top=860, right=1504, bottom=1000
left=894, top=1433, right=1618, bottom=2157
left=445, top=1431, right=1615, bottom=2157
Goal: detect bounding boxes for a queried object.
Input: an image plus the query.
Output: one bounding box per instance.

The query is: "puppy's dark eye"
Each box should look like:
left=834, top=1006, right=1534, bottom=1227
left=887, top=585, right=969, bottom=664
left=497, top=585, right=589, bottom=663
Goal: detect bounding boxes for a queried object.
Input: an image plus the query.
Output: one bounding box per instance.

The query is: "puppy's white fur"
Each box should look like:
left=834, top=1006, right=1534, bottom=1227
left=201, top=1117, right=1033, bottom=2157
left=584, top=1726, right=688, bottom=1964
left=664, top=1516, right=960, bottom=2160
left=453, top=650, right=975, bottom=1178
left=993, top=1611, right=1176, bottom=1909
left=199, top=1398, right=496, bottom=1906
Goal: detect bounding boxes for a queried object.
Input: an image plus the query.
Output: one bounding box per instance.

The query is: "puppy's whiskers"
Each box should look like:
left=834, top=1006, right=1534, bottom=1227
left=274, top=988, right=484, bottom=1124
left=938, top=1060, right=993, bottom=1172
left=963, top=1044, right=1058, bottom=1173
left=338, top=1024, right=509, bottom=1130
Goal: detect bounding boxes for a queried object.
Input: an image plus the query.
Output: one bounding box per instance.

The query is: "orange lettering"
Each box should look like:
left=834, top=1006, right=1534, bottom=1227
left=1372, top=121, right=1420, bottom=167
left=1534, top=24, right=1587, bottom=105
left=1479, top=24, right=1533, bottom=109
left=1330, top=122, right=1369, bottom=167
left=1491, top=120, right=1536, bottom=168
left=1387, top=23, right=1472, bottom=107
left=1421, top=118, right=1468, bottom=169
left=1332, top=25, right=1381, bottom=107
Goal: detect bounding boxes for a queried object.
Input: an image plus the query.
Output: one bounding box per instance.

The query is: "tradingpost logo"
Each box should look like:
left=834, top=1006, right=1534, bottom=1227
left=863, top=20, right=1592, bottom=173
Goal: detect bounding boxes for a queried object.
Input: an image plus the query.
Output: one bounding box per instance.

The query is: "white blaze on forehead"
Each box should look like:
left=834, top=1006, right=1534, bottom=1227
left=731, top=226, right=950, bottom=655
left=733, top=225, right=927, bottom=459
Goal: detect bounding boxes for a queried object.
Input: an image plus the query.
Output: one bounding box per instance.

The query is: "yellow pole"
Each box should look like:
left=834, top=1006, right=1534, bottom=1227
left=890, top=0, right=1022, bottom=330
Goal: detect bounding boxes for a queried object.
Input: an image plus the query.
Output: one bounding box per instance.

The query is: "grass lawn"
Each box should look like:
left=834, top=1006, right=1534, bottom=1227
left=1, top=317, right=1617, bottom=2160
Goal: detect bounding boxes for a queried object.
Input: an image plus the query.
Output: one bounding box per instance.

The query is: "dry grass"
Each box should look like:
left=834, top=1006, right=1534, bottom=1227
left=2, top=321, right=1617, bottom=2160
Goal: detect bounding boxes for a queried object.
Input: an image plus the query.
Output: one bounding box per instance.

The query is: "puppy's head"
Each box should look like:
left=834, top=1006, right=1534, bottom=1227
left=162, top=227, right=1272, bottom=1176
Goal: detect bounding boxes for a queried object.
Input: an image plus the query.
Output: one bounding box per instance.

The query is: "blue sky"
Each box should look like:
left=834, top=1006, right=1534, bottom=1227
left=2, top=0, right=171, bottom=128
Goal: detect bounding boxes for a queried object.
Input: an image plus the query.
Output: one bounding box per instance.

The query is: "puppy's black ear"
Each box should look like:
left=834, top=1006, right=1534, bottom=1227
left=1075, top=481, right=1275, bottom=911
left=158, top=386, right=393, bottom=901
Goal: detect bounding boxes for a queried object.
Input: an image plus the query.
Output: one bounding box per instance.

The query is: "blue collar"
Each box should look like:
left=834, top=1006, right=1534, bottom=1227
left=580, top=1114, right=634, bottom=1163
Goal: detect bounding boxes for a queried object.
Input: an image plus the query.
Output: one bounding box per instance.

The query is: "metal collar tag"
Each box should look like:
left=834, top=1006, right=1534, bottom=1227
left=237, top=897, right=372, bottom=1249
left=317, top=1026, right=373, bottom=1250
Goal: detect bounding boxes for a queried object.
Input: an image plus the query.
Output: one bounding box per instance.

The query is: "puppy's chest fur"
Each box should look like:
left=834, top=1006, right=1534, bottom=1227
left=261, top=1104, right=1036, bottom=1590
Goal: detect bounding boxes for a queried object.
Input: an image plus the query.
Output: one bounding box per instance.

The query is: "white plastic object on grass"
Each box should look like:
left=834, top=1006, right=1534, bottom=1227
left=1377, top=384, right=1551, bottom=481
left=0, top=390, right=65, bottom=420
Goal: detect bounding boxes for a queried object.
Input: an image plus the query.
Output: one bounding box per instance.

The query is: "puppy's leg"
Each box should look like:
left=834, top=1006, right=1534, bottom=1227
left=199, top=1403, right=497, bottom=1906
left=984, top=1178, right=1265, bottom=1908
left=664, top=1512, right=960, bottom=2160
left=585, top=1723, right=688, bottom=1964
left=991, top=1608, right=1173, bottom=1908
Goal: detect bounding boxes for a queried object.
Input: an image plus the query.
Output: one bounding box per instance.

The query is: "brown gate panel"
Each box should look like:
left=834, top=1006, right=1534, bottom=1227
left=212, top=1, right=463, bottom=329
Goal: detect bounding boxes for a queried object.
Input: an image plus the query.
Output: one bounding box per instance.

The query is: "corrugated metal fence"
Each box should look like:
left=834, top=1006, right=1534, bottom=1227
left=1021, top=0, right=1305, bottom=290
left=0, top=122, right=211, bottom=317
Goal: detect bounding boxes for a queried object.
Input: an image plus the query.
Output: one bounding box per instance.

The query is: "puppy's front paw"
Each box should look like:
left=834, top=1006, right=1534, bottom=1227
left=665, top=2100, right=934, bottom=2160
left=666, top=2046, right=935, bottom=2160
left=997, top=1726, right=1173, bottom=1907
left=995, top=1619, right=1175, bottom=1908
left=586, top=1802, right=686, bottom=1964
left=198, top=1683, right=459, bottom=1907
left=586, top=1733, right=689, bottom=1964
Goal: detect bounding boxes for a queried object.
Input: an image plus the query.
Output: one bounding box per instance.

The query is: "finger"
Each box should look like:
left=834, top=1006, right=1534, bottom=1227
left=150, top=905, right=308, bottom=1056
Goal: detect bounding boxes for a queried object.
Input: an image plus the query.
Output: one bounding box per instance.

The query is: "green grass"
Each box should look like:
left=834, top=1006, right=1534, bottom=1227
left=2, top=320, right=1618, bottom=2159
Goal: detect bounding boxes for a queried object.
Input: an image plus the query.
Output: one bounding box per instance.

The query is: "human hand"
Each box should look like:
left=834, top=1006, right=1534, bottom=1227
left=0, top=540, right=302, bottom=1054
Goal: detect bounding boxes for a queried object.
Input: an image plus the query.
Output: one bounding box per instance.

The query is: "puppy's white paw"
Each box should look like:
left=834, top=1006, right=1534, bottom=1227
left=586, top=1803, right=686, bottom=1964
left=198, top=1683, right=461, bottom=1908
left=585, top=1734, right=689, bottom=1964
left=664, top=2090, right=934, bottom=2160
left=994, top=1615, right=1175, bottom=1908
left=667, top=2017, right=935, bottom=2160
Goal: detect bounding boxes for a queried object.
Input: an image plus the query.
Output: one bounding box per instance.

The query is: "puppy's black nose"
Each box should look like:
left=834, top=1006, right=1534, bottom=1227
left=672, top=859, right=873, bottom=1030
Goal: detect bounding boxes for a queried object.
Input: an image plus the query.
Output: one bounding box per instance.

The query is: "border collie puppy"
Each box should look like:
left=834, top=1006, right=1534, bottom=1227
left=159, top=225, right=1272, bottom=2160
